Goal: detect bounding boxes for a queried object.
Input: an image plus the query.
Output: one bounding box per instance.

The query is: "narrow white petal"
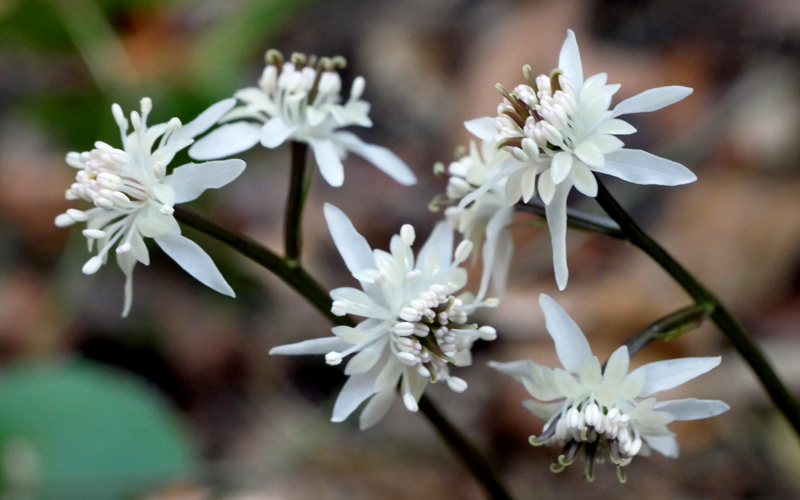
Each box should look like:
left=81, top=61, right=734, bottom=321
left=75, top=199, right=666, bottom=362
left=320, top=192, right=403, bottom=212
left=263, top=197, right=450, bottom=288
left=309, top=138, right=345, bottom=187
left=416, top=222, right=453, bottom=279
left=538, top=170, right=556, bottom=205
left=602, top=346, right=630, bottom=386
left=632, top=356, right=721, bottom=397
left=332, top=354, right=391, bottom=423
left=169, top=98, right=236, bottom=144
left=550, top=152, right=574, bottom=184
left=543, top=183, right=572, bottom=290
left=642, top=433, right=679, bottom=458
left=574, top=141, right=605, bottom=169
left=334, top=131, right=416, bottom=185
left=654, top=398, right=730, bottom=421
left=596, top=149, right=696, bottom=186
left=188, top=122, right=261, bottom=160
left=330, top=287, right=389, bottom=318
left=488, top=359, right=535, bottom=383
left=505, top=168, right=525, bottom=204
left=539, top=294, right=593, bottom=373
left=558, top=30, right=583, bottom=87
left=595, top=119, right=636, bottom=135
left=359, top=387, right=395, bottom=429
left=521, top=400, right=562, bottom=421
left=612, top=86, right=693, bottom=118
left=464, top=117, right=497, bottom=141
left=165, top=159, right=246, bottom=203
left=324, top=203, right=375, bottom=274
left=477, top=207, right=514, bottom=300
left=570, top=162, right=597, bottom=197
left=269, top=337, right=350, bottom=355
left=154, top=232, right=235, bottom=297
left=117, top=250, right=137, bottom=318
left=260, top=117, right=297, bottom=148
left=458, top=159, right=522, bottom=209
left=345, top=349, right=381, bottom=375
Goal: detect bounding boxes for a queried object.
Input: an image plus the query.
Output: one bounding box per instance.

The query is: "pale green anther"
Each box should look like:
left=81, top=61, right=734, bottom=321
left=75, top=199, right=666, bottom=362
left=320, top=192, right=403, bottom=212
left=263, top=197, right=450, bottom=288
left=443, top=295, right=455, bottom=312
left=290, top=52, right=307, bottom=66
left=330, top=55, right=347, bottom=69
left=523, top=64, right=537, bottom=90
left=453, top=144, right=466, bottom=159
left=558, top=454, right=574, bottom=467
left=549, top=69, right=563, bottom=93
left=265, top=48, right=283, bottom=66
left=550, top=463, right=566, bottom=474
left=616, top=467, right=627, bottom=484
left=432, top=161, right=446, bottom=176
left=528, top=435, right=547, bottom=447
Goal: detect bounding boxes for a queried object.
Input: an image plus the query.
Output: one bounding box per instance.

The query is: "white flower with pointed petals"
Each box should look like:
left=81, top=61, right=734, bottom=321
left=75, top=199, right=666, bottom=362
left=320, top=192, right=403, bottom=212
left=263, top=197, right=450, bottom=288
left=440, top=139, right=515, bottom=300
left=189, top=50, right=416, bottom=188
left=490, top=294, right=728, bottom=481
left=463, top=29, right=696, bottom=290
left=270, top=204, right=497, bottom=429
left=55, top=97, right=246, bottom=317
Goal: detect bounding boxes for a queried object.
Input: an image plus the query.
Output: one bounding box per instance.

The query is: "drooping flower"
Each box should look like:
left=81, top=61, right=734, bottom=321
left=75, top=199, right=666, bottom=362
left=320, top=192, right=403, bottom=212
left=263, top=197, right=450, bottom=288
left=462, top=29, right=697, bottom=290
left=435, top=138, right=515, bottom=300
left=189, top=50, right=416, bottom=187
left=490, top=294, right=728, bottom=482
left=270, top=204, right=497, bottom=429
left=55, top=97, right=246, bottom=317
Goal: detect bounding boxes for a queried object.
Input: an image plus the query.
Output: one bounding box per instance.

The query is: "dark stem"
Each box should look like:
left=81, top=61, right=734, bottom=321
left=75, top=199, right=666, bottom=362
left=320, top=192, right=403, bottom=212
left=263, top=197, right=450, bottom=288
left=594, top=178, right=800, bottom=440
left=284, top=141, right=309, bottom=265
left=174, top=205, right=515, bottom=500
left=515, top=201, right=625, bottom=239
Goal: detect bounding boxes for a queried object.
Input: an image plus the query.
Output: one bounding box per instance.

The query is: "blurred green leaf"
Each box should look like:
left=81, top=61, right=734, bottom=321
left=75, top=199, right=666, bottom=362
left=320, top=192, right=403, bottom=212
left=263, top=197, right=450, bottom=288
left=0, top=361, right=195, bottom=500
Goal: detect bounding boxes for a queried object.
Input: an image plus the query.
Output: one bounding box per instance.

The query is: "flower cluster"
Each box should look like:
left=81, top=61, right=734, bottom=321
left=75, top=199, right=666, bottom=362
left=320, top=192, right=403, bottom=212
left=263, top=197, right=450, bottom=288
left=270, top=204, right=497, bottom=429
left=491, top=294, right=728, bottom=481
left=461, top=30, right=696, bottom=290
left=190, top=50, right=416, bottom=187
left=55, top=98, right=245, bottom=316
left=436, top=139, right=515, bottom=299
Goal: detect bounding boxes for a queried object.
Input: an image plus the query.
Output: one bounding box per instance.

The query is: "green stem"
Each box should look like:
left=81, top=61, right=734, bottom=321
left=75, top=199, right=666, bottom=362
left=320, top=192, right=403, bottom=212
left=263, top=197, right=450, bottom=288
left=284, top=141, right=309, bottom=265
left=174, top=205, right=515, bottom=500
left=594, top=179, right=800, bottom=439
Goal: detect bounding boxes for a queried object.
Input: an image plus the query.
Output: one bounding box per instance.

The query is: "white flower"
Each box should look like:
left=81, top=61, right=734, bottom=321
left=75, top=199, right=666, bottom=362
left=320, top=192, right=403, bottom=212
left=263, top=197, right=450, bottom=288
left=55, top=97, right=246, bottom=317
left=462, top=29, right=697, bottom=290
left=188, top=50, right=417, bottom=187
left=490, top=294, right=728, bottom=481
left=440, top=139, right=515, bottom=300
left=270, top=203, right=497, bottom=429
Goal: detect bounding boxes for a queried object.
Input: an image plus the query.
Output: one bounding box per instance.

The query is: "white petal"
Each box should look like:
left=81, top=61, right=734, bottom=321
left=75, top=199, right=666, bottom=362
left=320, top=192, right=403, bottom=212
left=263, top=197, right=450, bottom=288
left=416, top=222, right=453, bottom=278
left=521, top=400, right=562, bottom=421
left=596, top=149, right=696, bottom=186
left=269, top=336, right=351, bottom=355
left=631, top=356, right=721, bottom=397
left=654, top=398, right=730, bottom=421
left=570, top=161, right=597, bottom=197
left=477, top=207, right=514, bottom=300
left=308, top=138, right=344, bottom=187
left=538, top=170, right=556, bottom=205
left=117, top=250, right=137, bottom=318
left=487, top=359, right=535, bottom=383
left=324, top=203, right=375, bottom=274
left=642, top=433, right=679, bottom=458
left=164, top=159, right=246, bottom=203
left=359, top=387, right=395, bottom=430
left=550, top=152, right=573, bottom=184
left=595, top=119, right=636, bottom=135
left=612, top=86, right=693, bottom=118
left=505, top=168, right=525, bottom=204
left=558, top=29, right=583, bottom=87
left=520, top=166, right=538, bottom=202
left=345, top=349, right=381, bottom=375
left=458, top=159, right=522, bottom=209
left=464, top=117, right=497, bottom=141
left=539, top=294, right=593, bottom=373
left=332, top=325, right=371, bottom=344
left=154, top=232, right=235, bottom=297
left=331, top=371, right=379, bottom=423
left=543, top=182, right=572, bottom=290
left=602, top=346, right=630, bottom=386
left=188, top=122, right=261, bottom=160
left=574, top=141, right=605, bottom=169
left=330, top=287, right=389, bottom=318
left=169, top=98, right=236, bottom=145
left=260, top=117, right=297, bottom=148
left=333, top=131, right=416, bottom=185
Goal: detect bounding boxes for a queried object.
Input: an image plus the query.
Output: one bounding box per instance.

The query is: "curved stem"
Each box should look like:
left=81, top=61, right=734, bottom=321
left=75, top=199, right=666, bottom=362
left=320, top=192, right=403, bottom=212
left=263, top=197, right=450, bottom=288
left=516, top=200, right=625, bottom=240
left=593, top=179, right=800, bottom=440
left=284, top=141, right=309, bottom=265
left=174, top=205, right=515, bottom=500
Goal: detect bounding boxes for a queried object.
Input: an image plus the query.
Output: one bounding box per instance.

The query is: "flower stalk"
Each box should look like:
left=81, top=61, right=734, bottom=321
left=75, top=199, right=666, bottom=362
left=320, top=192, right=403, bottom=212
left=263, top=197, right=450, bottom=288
left=593, top=178, right=800, bottom=440
left=173, top=204, right=515, bottom=500
left=285, top=141, right=309, bottom=265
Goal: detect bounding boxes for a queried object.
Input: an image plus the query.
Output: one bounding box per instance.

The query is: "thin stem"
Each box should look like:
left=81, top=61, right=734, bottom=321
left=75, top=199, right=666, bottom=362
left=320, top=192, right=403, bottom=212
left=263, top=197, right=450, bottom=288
left=594, top=179, right=800, bottom=440
left=284, top=141, right=309, bottom=265
left=174, top=205, right=515, bottom=500
left=515, top=201, right=626, bottom=239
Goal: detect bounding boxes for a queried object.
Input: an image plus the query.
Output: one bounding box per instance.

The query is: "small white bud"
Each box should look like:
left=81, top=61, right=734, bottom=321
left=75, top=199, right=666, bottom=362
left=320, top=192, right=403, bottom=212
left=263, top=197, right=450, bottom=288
left=350, top=76, right=366, bottom=101
left=82, top=256, right=104, bottom=275
left=82, top=229, right=106, bottom=239
left=447, top=376, right=468, bottom=393
left=403, top=393, right=419, bottom=412
left=116, top=242, right=132, bottom=254
left=140, top=97, right=152, bottom=115
left=454, top=240, right=473, bottom=264
left=111, top=103, right=128, bottom=131
left=400, top=224, right=415, bottom=246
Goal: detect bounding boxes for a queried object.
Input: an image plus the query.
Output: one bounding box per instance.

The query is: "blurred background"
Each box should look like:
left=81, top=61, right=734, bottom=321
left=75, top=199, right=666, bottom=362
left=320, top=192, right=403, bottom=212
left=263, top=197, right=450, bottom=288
left=2, top=0, right=800, bottom=498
